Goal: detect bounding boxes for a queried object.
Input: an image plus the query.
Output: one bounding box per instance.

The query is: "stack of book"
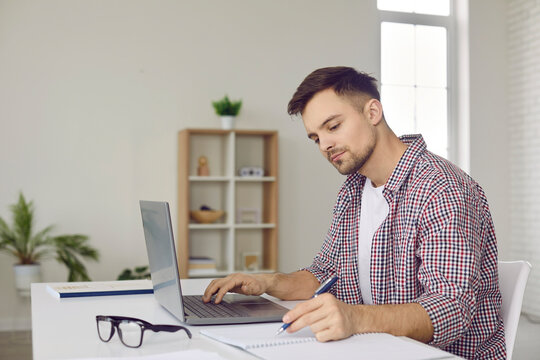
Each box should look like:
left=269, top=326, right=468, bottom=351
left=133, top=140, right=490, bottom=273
left=188, top=256, right=217, bottom=275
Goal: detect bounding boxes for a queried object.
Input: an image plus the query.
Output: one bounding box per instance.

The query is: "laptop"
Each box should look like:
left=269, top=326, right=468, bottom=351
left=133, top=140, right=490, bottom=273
left=139, top=200, right=288, bottom=325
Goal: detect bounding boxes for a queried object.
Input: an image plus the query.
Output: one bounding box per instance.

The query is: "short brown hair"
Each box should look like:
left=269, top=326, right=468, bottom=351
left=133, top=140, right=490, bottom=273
left=287, top=66, right=380, bottom=116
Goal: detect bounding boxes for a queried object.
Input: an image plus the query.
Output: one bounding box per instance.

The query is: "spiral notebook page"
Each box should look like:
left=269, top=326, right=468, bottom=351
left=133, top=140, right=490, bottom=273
left=200, top=323, right=316, bottom=349
left=200, top=323, right=453, bottom=360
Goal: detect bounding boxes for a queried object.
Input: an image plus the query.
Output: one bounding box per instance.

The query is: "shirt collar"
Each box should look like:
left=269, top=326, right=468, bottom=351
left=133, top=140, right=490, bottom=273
left=342, top=134, right=426, bottom=195
left=384, top=134, right=426, bottom=195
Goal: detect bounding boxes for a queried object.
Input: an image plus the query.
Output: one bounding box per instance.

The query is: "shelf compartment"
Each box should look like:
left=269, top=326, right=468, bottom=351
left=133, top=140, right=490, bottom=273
left=189, top=229, right=229, bottom=273
left=190, top=182, right=229, bottom=224
left=235, top=132, right=277, bottom=178
left=188, top=132, right=233, bottom=177
left=235, top=181, right=276, bottom=225
left=235, top=228, right=277, bottom=272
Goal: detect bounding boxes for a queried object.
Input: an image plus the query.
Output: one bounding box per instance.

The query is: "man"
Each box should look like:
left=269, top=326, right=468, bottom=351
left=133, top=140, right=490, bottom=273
left=203, top=67, right=506, bottom=359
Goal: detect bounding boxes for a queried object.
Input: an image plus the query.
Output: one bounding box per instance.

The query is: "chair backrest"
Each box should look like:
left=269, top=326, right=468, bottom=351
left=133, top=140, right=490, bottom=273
left=498, top=260, right=531, bottom=360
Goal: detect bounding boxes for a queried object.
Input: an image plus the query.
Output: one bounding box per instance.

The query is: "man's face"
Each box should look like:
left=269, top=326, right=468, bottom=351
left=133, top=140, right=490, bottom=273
left=302, top=88, right=376, bottom=175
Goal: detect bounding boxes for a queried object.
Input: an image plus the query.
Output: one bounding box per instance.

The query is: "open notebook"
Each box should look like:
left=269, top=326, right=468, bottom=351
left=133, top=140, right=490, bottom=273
left=201, top=323, right=453, bottom=360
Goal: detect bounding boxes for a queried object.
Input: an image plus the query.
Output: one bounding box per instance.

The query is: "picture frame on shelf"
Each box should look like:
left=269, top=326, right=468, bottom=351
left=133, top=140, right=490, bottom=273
left=242, top=252, right=260, bottom=271
left=236, top=208, right=261, bottom=224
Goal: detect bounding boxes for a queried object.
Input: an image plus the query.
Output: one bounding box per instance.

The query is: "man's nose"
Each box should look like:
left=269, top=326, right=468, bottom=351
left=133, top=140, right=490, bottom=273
left=319, top=136, right=334, bottom=153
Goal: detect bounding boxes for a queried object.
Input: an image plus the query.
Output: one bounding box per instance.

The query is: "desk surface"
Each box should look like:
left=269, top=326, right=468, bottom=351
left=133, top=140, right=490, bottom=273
left=32, top=279, right=299, bottom=359
left=31, top=279, right=457, bottom=360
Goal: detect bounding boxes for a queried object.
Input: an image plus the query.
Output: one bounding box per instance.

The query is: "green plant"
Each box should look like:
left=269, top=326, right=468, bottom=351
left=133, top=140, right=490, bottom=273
left=117, top=265, right=151, bottom=280
left=212, top=95, right=242, bottom=116
left=0, top=193, right=99, bottom=281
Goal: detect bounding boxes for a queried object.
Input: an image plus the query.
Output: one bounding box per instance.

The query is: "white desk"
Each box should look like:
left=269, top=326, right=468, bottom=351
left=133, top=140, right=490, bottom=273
left=32, top=279, right=294, bottom=359
left=31, top=279, right=458, bottom=359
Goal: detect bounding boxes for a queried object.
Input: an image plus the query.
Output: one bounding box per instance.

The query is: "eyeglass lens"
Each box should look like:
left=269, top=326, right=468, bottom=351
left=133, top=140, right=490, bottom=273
left=118, top=321, right=143, bottom=348
left=97, top=319, right=114, bottom=342
left=97, top=318, right=143, bottom=348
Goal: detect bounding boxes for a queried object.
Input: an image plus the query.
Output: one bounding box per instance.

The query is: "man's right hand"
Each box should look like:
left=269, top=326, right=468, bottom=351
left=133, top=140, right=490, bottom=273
left=202, top=273, right=270, bottom=304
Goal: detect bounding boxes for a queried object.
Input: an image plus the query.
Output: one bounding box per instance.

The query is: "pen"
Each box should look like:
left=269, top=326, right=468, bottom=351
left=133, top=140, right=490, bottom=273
left=275, top=275, right=339, bottom=336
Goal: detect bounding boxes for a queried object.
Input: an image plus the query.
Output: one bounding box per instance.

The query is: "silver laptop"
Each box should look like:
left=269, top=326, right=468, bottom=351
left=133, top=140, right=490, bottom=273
left=139, top=200, right=288, bottom=325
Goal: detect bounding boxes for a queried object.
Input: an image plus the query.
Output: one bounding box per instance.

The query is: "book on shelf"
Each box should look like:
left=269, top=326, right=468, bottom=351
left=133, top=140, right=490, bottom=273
left=47, top=279, right=153, bottom=298
left=201, top=322, right=452, bottom=360
left=189, top=256, right=216, bottom=271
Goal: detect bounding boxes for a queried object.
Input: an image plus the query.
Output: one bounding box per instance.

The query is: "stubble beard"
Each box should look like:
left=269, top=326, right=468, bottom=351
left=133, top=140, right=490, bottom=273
left=328, top=142, right=376, bottom=175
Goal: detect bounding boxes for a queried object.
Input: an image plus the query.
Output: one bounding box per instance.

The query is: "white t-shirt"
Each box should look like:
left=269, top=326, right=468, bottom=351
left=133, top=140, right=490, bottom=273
left=358, top=179, right=389, bottom=304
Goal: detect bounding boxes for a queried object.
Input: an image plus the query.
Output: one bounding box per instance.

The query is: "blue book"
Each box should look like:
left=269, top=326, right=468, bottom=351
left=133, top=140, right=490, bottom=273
left=46, top=280, right=153, bottom=298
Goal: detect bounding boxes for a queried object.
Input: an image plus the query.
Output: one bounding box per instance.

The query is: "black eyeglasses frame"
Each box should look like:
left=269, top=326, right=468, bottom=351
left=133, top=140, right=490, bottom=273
left=96, top=315, right=192, bottom=348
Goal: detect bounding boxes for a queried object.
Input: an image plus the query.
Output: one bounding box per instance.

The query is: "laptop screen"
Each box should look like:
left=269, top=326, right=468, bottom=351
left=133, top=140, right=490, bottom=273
left=140, top=200, right=185, bottom=321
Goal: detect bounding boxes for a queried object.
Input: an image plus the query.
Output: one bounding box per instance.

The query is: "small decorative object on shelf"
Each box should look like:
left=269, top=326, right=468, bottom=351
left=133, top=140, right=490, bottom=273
left=197, top=156, right=210, bottom=176
left=236, top=208, right=261, bottom=224
left=190, top=205, right=225, bottom=224
left=238, top=166, right=264, bottom=177
left=212, top=95, right=242, bottom=130
left=242, top=252, right=260, bottom=271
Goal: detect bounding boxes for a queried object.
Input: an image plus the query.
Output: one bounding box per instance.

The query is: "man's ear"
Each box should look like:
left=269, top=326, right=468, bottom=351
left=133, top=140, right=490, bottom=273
left=365, top=99, right=383, bottom=125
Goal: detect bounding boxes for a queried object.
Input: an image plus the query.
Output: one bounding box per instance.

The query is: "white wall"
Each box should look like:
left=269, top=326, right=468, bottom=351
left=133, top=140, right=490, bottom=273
left=468, top=0, right=510, bottom=258
left=507, top=0, right=540, bottom=317
left=0, top=0, right=379, bottom=329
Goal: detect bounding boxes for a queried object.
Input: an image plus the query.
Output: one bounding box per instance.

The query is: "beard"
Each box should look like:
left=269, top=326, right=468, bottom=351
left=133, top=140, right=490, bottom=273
left=327, top=139, right=376, bottom=175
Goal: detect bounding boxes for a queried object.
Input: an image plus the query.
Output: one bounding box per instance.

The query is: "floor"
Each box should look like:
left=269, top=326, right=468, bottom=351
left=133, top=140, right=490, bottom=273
left=0, top=330, right=32, bottom=360
left=0, top=315, right=539, bottom=359
left=512, top=314, right=540, bottom=359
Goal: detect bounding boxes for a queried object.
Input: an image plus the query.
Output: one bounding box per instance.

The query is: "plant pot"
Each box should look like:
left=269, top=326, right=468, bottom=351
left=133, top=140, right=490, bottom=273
left=220, top=115, right=235, bottom=130
left=13, top=263, right=42, bottom=297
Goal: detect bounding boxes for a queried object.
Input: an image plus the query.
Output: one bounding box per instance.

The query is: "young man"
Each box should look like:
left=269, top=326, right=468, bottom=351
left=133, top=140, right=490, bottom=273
left=203, top=67, right=506, bottom=359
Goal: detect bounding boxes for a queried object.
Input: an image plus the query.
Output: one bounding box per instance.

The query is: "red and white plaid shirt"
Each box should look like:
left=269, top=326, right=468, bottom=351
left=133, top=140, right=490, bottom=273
left=305, top=134, right=506, bottom=359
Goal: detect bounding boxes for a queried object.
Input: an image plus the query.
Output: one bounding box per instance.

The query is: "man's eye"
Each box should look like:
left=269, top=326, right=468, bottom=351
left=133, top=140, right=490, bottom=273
left=329, top=123, right=340, bottom=131
left=313, top=138, right=319, bottom=144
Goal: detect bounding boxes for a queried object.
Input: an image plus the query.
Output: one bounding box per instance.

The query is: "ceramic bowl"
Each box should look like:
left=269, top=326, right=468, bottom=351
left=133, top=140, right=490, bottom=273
left=190, top=210, right=225, bottom=224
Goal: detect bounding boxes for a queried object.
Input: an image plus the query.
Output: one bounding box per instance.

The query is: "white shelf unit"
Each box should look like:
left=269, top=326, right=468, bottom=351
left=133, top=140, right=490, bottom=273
left=178, top=129, right=278, bottom=278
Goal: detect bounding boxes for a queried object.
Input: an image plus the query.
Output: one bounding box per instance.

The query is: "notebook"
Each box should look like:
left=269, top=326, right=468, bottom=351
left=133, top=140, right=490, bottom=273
left=139, top=200, right=288, bottom=325
left=201, top=323, right=453, bottom=360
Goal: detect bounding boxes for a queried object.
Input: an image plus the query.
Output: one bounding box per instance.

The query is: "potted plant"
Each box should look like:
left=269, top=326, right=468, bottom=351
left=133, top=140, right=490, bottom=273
left=212, top=95, right=242, bottom=129
left=117, top=265, right=151, bottom=280
left=0, top=193, right=99, bottom=296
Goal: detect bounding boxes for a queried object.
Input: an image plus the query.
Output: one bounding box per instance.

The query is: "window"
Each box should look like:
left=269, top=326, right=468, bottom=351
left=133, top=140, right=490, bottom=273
left=378, top=0, right=452, bottom=159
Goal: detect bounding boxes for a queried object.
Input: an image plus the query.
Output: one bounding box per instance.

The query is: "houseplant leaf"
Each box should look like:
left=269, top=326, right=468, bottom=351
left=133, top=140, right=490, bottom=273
left=0, top=192, right=99, bottom=282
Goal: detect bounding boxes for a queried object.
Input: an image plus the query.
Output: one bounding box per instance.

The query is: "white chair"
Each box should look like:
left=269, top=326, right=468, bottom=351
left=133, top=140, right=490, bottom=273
left=498, top=260, right=532, bottom=360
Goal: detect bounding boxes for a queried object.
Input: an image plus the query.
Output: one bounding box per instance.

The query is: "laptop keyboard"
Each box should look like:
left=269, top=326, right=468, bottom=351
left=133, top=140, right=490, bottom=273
left=183, top=295, right=245, bottom=318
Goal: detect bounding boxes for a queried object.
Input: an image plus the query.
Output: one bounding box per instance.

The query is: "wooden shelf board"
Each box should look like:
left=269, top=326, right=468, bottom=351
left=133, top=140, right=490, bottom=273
left=188, top=224, right=230, bottom=230
left=188, top=268, right=276, bottom=278
left=234, top=223, right=276, bottom=229
left=234, top=176, right=276, bottom=182
left=189, top=176, right=231, bottom=182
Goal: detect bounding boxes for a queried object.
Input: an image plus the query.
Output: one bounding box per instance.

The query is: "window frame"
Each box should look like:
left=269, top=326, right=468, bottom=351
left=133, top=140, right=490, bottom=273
left=378, top=4, right=458, bottom=163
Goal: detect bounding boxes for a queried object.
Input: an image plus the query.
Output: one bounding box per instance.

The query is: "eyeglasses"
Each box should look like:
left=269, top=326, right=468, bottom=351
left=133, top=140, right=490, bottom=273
left=96, top=315, right=192, bottom=348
